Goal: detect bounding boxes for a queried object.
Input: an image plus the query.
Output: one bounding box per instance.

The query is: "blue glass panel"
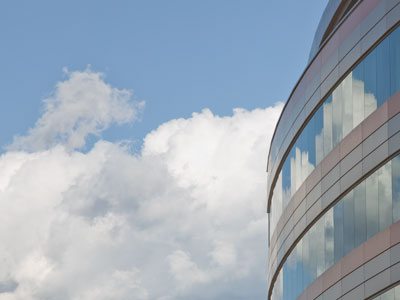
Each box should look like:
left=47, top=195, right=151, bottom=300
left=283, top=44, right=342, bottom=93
left=314, top=105, right=324, bottom=165
left=308, top=225, right=317, bottom=283
left=379, top=161, right=392, bottom=231
left=390, top=26, right=400, bottom=96
left=376, top=37, right=390, bottom=107
left=324, top=209, right=334, bottom=269
left=343, top=190, right=355, bottom=256
left=352, top=60, right=365, bottom=128
left=393, top=156, right=400, bottom=223
left=296, top=240, right=303, bottom=299
left=364, top=49, right=378, bottom=118
left=282, top=154, right=291, bottom=208
left=270, top=23, right=400, bottom=300
left=342, top=74, right=353, bottom=137
left=323, top=95, right=333, bottom=157
left=366, top=172, right=379, bottom=240
left=333, top=199, right=344, bottom=263
left=354, top=181, right=366, bottom=248
left=332, top=86, right=343, bottom=148
left=273, top=154, right=400, bottom=300
left=307, top=114, right=316, bottom=168
left=302, top=231, right=310, bottom=290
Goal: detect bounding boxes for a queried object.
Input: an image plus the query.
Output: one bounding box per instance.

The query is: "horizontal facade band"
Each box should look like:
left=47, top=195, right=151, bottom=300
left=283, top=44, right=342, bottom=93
left=267, top=95, right=400, bottom=299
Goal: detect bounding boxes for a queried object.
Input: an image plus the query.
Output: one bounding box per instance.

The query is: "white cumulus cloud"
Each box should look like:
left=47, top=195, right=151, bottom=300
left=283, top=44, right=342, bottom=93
left=0, top=69, right=283, bottom=299
left=8, top=68, right=144, bottom=151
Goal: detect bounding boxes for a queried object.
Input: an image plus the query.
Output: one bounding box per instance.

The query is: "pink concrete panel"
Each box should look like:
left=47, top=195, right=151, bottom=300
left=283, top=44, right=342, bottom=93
left=358, top=0, right=382, bottom=18
left=362, top=101, right=388, bottom=139
left=364, top=226, right=390, bottom=262
left=286, top=197, right=295, bottom=222
left=306, top=55, right=322, bottom=86
left=339, top=10, right=362, bottom=44
left=298, top=223, right=400, bottom=300
left=322, top=259, right=342, bottom=290
left=391, top=221, right=400, bottom=246
left=340, top=124, right=362, bottom=159
left=307, top=275, right=323, bottom=300
left=296, top=182, right=307, bottom=207
left=281, top=204, right=289, bottom=231
left=388, top=90, right=400, bottom=119
left=297, top=289, right=307, bottom=300
left=338, top=0, right=380, bottom=44
left=306, top=164, right=322, bottom=195
left=292, top=81, right=305, bottom=103
left=321, top=145, right=340, bottom=177
left=321, top=33, right=340, bottom=66
left=341, top=244, right=365, bottom=277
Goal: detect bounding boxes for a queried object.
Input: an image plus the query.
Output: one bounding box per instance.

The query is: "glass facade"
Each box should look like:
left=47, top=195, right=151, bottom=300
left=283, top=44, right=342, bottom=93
left=271, top=154, right=400, bottom=300
left=270, top=25, right=400, bottom=236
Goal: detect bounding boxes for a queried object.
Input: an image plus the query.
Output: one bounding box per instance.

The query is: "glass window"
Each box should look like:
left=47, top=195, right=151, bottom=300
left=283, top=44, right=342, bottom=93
left=272, top=153, right=400, bottom=300
left=295, top=239, right=303, bottom=298
left=343, top=190, right=355, bottom=256
left=282, top=155, right=291, bottom=208
left=354, top=181, right=366, bottom=248
left=316, top=216, right=325, bottom=277
left=379, top=161, right=392, bottom=231
left=393, top=156, right=400, bottom=223
left=352, top=61, right=365, bottom=128
left=269, top=24, right=400, bottom=260
left=323, top=95, right=333, bottom=157
left=390, top=26, right=400, bottom=95
left=366, top=172, right=379, bottom=239
left=364, top=49, right=378, bottom=118
left=332, top=85, right=343, bottom=148
left=324, top=209, right=334, bottom=270
left=377, top=38, right=390, bottom=107
left=315, top=106, right=324, bottom=166
left=302, top=230, right=310, bottom=291
left=341, top=73, right=353, bottom=137
left=307, top=116, right=316, bottom=168
left=333, top=199, right=343, bottom=264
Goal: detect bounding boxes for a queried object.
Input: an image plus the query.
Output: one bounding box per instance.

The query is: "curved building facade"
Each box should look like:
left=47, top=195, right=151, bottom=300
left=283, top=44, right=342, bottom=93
left=267, top=0, right=400, bottom=299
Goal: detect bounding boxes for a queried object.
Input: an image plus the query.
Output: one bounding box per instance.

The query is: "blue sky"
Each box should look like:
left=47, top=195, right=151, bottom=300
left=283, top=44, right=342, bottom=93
left=1, top=0, right=327, bottom=149
left=0, top=1, right=328, bottom=299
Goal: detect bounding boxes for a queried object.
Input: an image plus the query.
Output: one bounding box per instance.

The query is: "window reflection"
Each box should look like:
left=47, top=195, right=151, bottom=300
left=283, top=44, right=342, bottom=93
left=271, top=153, right=400, bottom=300
left=269, top=25, right=400, bottom=237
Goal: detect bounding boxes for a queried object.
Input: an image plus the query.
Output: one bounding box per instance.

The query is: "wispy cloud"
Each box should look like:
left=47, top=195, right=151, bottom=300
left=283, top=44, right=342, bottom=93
left=0, top=69, right=282, bottom=299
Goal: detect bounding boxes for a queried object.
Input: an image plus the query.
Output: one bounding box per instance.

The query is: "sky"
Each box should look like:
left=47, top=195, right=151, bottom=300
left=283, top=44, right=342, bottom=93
left=0, top=1, right=328, bottom=299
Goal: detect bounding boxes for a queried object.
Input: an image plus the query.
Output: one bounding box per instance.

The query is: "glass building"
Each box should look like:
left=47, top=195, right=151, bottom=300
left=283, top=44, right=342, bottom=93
left=266, top=0, right=400, bottom=299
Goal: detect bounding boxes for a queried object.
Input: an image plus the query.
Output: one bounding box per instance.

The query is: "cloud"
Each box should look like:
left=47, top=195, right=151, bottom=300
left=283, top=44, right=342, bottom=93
left=0, top=69, right=283, bottom=299
left=8, top=68, right=144, bottom=152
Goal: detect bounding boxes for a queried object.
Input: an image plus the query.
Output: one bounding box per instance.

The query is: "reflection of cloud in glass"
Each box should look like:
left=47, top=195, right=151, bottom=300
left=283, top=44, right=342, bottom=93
left=341, top=74, right=353, bottom=137
left=323, top=99, right=333, bottom=156
left=268, top=26, right=400, bottom=300
left=378, top=161, right=392, bottom=230
left=332, top=87, right=343, bottom=147
left=315, top=128, right=323, bottom=165
left=290, top=147, right=315, bottom=194
left=352, top=76, right=365, bottom=128
left=324, top=209, right=334, bottom=269
left=271, top=156, right=400, bottom=300
left=365, top=92, right=378, bottom=119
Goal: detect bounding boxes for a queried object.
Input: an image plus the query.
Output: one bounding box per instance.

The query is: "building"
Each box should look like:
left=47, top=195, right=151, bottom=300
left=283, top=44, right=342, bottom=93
left=266, top=0, right=400, bottom=299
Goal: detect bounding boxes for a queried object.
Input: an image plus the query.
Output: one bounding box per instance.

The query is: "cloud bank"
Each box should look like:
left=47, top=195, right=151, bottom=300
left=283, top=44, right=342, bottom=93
left=0, top=69, right=282, bottom=299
